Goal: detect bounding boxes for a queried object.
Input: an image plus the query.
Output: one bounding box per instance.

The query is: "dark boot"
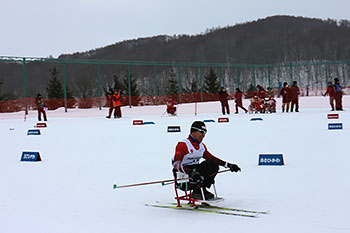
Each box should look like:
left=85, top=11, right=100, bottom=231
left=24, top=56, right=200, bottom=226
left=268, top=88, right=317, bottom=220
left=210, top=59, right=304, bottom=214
left=191, top=188, right=203, bottom=200
left=203, top=188, right=214, bottom=200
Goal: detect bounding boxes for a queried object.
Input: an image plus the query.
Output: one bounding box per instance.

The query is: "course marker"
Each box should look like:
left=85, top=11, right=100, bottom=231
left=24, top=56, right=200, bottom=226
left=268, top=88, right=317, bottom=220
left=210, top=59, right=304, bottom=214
left=20, top=151, right=42, bottom=162
left=133, top=120, right=144, bottom=125
left=327, top=114, right=339, bottom=119
left=258, top=154, right=284, bottom=166
left=167, top=126, right=181, bottom=133
left=218, top=118, right=229, bottom=123
left=27, top=129, right=41, bottom=135
left=328, top=123, right=343, bottom=130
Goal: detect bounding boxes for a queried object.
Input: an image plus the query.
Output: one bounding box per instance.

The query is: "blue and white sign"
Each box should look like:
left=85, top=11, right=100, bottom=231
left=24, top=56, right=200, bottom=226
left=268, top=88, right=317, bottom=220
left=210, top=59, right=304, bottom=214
left=20, top=151, right=42, bottom=162
left=27, top=129, right=41, bottom=135
left=258, top=154, right=284, bottom=166
left=328, top=123, right=343, bottom=130
left=143, top=121, right=155, bottom=125
left=204, top=119, right=215, bottom=123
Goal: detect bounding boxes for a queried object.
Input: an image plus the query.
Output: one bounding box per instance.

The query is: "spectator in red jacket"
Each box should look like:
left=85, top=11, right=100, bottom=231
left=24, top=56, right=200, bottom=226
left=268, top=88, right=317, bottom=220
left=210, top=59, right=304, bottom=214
left=290, top=81, right=300, bottom=112
left=280, top=82, right=291, bottom=112
left=166, top=98, right=177, bottom=115
left=234, top=88, right=248, bottom=114
left=323, top=81, right=335, bottom=111
left=218, top=87, right=230, bottom=115
left=172, top=121, right=241, bottom=200
left=334, top=78, right=343, bottom=111
left=106, top=89, right=122, bottom=118
left=35, top=93, right=47, bottom=121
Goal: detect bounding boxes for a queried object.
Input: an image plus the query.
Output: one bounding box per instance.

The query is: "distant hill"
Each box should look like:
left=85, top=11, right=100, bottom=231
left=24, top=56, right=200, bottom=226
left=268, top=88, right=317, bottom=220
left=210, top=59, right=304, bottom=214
left=1, top=15, right=350, bottom=99
left=59, top=15, right=350, bottom=64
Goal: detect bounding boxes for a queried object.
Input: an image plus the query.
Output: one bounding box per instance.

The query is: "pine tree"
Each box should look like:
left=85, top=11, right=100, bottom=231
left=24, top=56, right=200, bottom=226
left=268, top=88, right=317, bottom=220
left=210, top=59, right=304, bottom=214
left=123, top=72, right=139, bottom=96
left=167, top=77, right=178, bottom=95
left=46, top=68, right=74, bottom=99
left=183, top=80, right=199, bottom=93
left=166, top=69, right=178, bottom=95
left=123, top=72, right=140, bottom=105
left=203, top=68, right=220, bottom=93
left=0, top=80, right=4, bottom=100
left=47, top=68, right=64, bottom=99
left=103, top=74, right=124, bottom=96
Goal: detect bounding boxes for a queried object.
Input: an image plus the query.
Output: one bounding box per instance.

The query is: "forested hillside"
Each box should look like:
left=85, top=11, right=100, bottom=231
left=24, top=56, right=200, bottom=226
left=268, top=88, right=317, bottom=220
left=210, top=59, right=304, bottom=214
left=1, top=15, right=350, bottom=100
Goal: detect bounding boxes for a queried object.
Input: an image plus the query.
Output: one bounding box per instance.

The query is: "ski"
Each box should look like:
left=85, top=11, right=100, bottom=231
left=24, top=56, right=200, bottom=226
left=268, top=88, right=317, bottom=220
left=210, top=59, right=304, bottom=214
left=172, top=202, right=270, bottom=215
left=145, top=204, right=259, bottom=218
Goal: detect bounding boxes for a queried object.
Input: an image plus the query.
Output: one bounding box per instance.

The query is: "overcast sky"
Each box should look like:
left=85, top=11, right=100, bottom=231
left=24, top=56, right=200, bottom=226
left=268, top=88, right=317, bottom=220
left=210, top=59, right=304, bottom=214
left=1, top=0, right=349, bottom=58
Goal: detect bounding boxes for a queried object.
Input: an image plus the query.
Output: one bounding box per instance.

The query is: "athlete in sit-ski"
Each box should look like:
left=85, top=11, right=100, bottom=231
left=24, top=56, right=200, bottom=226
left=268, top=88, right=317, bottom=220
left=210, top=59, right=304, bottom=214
left=172, top=121, right=241, bottom=200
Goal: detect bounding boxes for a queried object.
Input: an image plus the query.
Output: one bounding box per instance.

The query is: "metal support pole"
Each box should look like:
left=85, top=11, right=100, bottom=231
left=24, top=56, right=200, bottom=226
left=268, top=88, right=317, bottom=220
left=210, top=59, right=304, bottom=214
left=236, top=66, right=240, bottom=89
left=97, top=63, right=102, bottom=110
left=252, top=65, right=256, bottom=91
left=128, top=63, right=132, bottom=108
left=267, top=64, right=271, bottom=89
left=23, top=58, right=28, bottom=115
left=325, top=63, right=329, bottom=85
left=63, top=61, right=67, bottom=112
left=200, top=65, right=203, bottom=102
left=153, top=64, right=158, bottom=105
left=177, top=65, right=182, bottom=104
left=219, top=66, right=222, bottom=87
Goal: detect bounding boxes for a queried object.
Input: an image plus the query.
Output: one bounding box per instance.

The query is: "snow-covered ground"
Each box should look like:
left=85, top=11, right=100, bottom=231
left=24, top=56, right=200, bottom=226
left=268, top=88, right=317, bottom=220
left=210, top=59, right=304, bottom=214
left=1, top=96, right=349, bottom=233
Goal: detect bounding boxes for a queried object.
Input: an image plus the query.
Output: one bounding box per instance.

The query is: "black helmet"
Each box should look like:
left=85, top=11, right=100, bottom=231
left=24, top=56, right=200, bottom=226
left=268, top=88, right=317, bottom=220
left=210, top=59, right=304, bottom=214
left=191, top=121, right=207, bottom=134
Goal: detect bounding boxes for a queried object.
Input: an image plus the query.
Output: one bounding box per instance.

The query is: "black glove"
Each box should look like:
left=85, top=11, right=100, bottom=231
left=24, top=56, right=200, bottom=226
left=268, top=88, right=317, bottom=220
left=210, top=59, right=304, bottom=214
left=227, top=163, right=241, bottom=172
left=189, top=171, right=204, bottom=185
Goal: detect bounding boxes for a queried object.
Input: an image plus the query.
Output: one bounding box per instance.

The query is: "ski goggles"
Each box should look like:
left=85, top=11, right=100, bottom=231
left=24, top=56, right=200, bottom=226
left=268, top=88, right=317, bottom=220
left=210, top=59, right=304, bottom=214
left=191, top=127, right=207, bottom=134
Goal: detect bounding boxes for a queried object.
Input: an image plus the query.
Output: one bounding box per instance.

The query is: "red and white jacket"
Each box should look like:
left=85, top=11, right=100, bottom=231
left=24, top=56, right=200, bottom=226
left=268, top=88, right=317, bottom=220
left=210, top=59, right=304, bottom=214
left=172, top=136, right=226, bottom=174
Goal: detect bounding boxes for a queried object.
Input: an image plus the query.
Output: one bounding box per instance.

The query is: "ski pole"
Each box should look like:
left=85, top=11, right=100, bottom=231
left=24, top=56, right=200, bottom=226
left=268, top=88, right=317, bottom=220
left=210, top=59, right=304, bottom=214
left=161, top=110, right=167, bottom=117
left=161, top=169, right=231, bottom=186
left=113, top=177, right=187, bottom=189
left=113, top=169, right=231, bottom=189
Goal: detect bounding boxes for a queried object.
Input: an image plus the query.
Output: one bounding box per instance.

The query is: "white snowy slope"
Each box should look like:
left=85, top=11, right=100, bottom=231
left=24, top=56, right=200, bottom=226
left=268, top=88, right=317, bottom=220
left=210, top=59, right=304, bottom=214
left=0, top=96, right=349, bottom=233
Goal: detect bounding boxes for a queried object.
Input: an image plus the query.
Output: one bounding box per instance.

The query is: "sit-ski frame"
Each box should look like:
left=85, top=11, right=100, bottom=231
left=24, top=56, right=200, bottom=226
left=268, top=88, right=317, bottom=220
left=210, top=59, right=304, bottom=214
left=173, top=171, right=218, bottom=207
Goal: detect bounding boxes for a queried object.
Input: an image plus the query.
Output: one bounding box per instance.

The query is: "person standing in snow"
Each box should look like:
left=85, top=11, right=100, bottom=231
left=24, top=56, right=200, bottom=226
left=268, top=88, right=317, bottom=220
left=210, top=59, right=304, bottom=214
left=280, top=82, right=291, bottom=112
left=172, top=121, right=241, bottom=200
left=323, top=81, right=335, bottom=111
left=35, top=94, right=47, bottom=121
left=290, top=81, right=300, bottom=112
left=106, top=89, right=122, bottom=118
left=218, top=87, right=230, bottom=115
left=333, top=78, right=343, bottom=111
left=234, top=88, right=248, bottom=114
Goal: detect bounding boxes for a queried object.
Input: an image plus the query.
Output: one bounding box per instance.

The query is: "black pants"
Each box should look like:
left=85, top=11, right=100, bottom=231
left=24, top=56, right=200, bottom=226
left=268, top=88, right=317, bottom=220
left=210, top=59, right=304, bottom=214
left=178, top=160, right=219, bottom=190
left=221, top=101, right=230, bottom=115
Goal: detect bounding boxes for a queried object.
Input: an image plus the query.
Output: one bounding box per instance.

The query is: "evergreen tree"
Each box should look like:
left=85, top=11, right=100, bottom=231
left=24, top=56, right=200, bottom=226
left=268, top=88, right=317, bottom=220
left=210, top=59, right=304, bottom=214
left=47, top=68, right=64, bottom=99
left=46, top=68, right=74, bottom=99
left=167, top=77, right=178, bottom=95
left=0, top=80, right=4, bottom=100
left=183, top=80, right=200, bottom=93
left=123, top=72, right=139, bottom=97
left=203, top=68, right=220, bottom=93
left=166, top=69, right=178, bottom=95
left=103, top=74, right=124, bottom=96
left=123, top=72, right=140, bottom=105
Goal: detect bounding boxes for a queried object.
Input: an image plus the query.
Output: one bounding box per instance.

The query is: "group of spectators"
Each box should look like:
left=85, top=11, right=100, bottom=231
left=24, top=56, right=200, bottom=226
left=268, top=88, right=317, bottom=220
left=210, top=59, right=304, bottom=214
left=218, top=85, right=278, bottom=114
left=33, top=80, right=344, bottom=121
left=323, top=78, right=344, bottom=111
left=218, top=78, right=344, bottom=114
